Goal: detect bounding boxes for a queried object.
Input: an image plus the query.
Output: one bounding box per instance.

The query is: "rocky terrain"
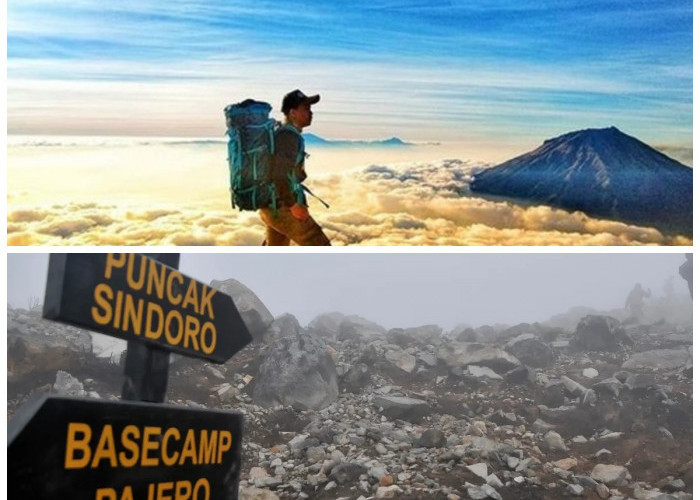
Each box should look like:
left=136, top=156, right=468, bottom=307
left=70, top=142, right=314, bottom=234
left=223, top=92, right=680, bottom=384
left=7, top=280, right=693, bottom=500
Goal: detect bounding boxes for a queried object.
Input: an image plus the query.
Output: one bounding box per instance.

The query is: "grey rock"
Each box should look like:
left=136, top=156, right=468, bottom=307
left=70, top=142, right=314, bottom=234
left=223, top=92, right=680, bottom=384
left=53, top=370, right=86, bottom=397
left=543, top=430, right=567, bottom=451
left=416, top=429, right=446, bottom=448
left=375, top=486, right=403, bottom=498
left=329, top=462, right=365, bottom=484
left=663, top=479, right=685, bottom=492
left=504, top=365, right=533, bottom=384
left=338, top=315, right=386, bottom=341
left=252, top=334, right=338, bottom=410
left=339, top=362, right=371, bottom=393
left=210, top=278, right=273, bottom=342
left=581, top=389, right=598, bottom=406
left=453, top=326, right=477, bottom=342
left=505, top=334, right=554, bottom=368
left=466, top=365, right=503, bottom=380
left=8, top=311, right=92, bottom=382
left=595, top=482, right=610, bottom=499
left=402, top=324, right=443, bottom=344
left=571, top=315, right=632, bottom=351
left=386, top=328, right=414, bottom=347
left=561, top=375, right=587, bottom=396
left=481, top=483, right=502, bottom=500
left=567, top=483, right=584, bottom=496
left=590, top=464, right=630, bottom=487
left=466, top=463, right=489, bottom=480
left=306, top=446, right=326, bottom=463
left=624, top=373, right=656, bottom=392
left=266, top=313, right=302, bottom=341
left=467, top=486, right=492, bottom=499
left=384, top=348, right=416, bottom=373
left=307, top=312, right=346, bottom=339
left=461, top=346, right=521, bottom=373
left=593, top=377, right=624, bottom=397
left=416, top=352, right=438, bottom=367
left=573, top=475, right=598, bottom=488
left=622, top=348, right=691, bottom=371
left=373, top=395, right=430, bottom=423
left=368, top=465, right=388, bottom=480
left=205, top=365, right=226, bottom=380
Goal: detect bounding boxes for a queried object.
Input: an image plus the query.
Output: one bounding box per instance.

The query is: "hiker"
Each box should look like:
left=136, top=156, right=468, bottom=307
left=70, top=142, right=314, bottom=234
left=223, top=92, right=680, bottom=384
left=625, top=283, right=650, bottom=322
left=259, top=89, right=331, bottom=246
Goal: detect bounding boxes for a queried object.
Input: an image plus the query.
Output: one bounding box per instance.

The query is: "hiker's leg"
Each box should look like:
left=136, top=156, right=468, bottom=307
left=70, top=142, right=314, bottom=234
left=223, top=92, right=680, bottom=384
left=290, top=215, right=331, bottom=246
left=259, top=209, right=291, bottom=246
left=260, top=208, right=330, bottom=246
left=264, top=226, right=290, bottom=246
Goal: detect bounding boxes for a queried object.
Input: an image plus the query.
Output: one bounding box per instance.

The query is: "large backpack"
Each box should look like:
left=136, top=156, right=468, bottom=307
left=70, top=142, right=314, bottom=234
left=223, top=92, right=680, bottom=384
left=224, top=99, right=279, bottom=211
left=224, top=99, right=327, bottom=211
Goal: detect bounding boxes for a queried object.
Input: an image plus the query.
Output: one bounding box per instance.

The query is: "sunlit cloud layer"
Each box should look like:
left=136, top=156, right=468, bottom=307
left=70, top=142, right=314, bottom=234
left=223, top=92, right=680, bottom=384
left=7, top=160, right=690, bottom=246
left=7, top=0, right=692, bottom=148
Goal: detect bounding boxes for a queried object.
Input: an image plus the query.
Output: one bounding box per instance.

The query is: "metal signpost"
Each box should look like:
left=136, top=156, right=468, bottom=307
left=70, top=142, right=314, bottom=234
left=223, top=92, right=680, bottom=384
left=8, top=253, right=253, bottom=499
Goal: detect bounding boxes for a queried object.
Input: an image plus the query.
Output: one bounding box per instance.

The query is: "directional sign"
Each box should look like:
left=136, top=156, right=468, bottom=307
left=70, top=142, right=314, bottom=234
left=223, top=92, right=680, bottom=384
left=43, top=253, right=252, bottom=363
left=9, top=395, right=244, bottom=499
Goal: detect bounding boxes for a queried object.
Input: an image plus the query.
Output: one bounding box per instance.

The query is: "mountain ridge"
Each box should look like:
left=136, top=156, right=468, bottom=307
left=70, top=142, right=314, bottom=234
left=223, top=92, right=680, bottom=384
left=302, top=133, right=411, bottom=147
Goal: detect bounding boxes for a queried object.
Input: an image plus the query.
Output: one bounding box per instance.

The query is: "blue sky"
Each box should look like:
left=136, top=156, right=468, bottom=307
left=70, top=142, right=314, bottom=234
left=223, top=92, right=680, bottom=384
left=7, top=0, right=692, bottom=149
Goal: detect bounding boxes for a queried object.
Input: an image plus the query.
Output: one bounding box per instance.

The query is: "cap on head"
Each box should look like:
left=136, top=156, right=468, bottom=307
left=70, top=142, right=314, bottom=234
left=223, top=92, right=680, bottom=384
left=281, top=89, right=320, bottom=114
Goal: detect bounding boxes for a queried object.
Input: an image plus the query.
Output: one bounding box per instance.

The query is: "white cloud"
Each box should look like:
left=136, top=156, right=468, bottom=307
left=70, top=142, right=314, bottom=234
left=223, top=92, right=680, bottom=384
left=7, top=159, right=691, bottom=246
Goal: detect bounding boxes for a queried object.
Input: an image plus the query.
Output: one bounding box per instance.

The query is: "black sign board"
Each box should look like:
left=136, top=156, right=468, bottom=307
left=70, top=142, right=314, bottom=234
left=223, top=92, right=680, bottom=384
left=43, top=253, right=252, bottom=363
left=9, top=395, right=244, bottom=499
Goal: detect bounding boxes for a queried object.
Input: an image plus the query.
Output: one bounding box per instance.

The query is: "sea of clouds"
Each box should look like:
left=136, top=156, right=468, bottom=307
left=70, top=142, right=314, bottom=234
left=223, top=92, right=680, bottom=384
left=6, top=159, right=690, bottom=246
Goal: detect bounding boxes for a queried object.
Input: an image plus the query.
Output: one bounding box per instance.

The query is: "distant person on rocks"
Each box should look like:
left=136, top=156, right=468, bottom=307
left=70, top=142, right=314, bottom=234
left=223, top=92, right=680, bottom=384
left=259, top=89, right=331, bottom=246
left=625, top=283, right=650, bottom=322
left=679, top=253, right=692, bottom=297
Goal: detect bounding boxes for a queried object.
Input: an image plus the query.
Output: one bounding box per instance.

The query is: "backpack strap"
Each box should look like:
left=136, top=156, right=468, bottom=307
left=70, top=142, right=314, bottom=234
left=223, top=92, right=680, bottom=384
left=277, top=124, right=308, bottom=206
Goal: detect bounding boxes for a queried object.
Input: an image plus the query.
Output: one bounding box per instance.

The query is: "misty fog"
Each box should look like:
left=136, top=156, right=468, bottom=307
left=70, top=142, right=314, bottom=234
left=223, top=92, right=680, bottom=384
left=6, top=253, right=691, bottom=331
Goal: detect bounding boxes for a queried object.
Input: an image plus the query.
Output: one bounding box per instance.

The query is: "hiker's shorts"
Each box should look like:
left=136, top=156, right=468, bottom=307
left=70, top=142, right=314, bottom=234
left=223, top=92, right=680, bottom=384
left=259, top=208, right=331, bottom=246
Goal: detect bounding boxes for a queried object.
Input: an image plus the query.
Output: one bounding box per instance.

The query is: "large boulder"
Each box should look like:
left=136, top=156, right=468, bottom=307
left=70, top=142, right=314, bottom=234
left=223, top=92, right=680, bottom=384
left=8, top=307, right=92, bottom=383
left=462, top=346, right=521, bottom=373
left=505, top=334, right=554, bottom=368
left=403, top=325, right=443, bottom=344
left=307, top=312, right=346, bottom=339
left=265, top=313, right=303, bottom=342
left=454, top=327, right=477, bottom=342
left=621, top=348, right=691, bottom=371
left=570, top=315, right=632, bottom=351
left=497, top=322, right=537, bottom=341
left=339, top=363, right=372, bottom=393
left=338, top=315, right=386, bottom=341
left=252, top=334, right=338, bottom=410
left=307, top=313, right=386, bottom=341
left=373, top=395, right=430, bottom=423
left=210, top=279, right=274, bottom=342
left=386, top=329, right=415, bottom=347
left=386, top=324, right=442, bottom=346
left=437, top=341, right=520, bottom=373
left=384, top=348, right=416, bottom=373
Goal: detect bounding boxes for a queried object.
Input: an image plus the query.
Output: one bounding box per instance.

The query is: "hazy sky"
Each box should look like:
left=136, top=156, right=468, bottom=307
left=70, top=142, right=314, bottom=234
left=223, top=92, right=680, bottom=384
left=7, top=0, right=692, bottom=148
left=7, top=252, right=690, bottom=329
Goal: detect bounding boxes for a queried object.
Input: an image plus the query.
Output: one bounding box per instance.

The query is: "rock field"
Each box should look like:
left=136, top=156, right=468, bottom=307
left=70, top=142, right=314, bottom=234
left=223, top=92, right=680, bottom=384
left=7, top=284, right=693, bottom=500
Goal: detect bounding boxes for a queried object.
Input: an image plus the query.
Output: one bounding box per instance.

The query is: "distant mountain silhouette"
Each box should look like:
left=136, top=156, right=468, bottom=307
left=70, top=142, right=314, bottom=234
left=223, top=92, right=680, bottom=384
left=303, top=133, right=410, bottom=147
left=470, top=127, right=692, bottom=235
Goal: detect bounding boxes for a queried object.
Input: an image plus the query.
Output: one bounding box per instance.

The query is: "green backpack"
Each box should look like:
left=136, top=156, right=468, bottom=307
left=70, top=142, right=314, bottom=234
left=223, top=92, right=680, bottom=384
left=224, top=99, right=279, bottom=211
left=224, top=99, right=327, bottom=211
